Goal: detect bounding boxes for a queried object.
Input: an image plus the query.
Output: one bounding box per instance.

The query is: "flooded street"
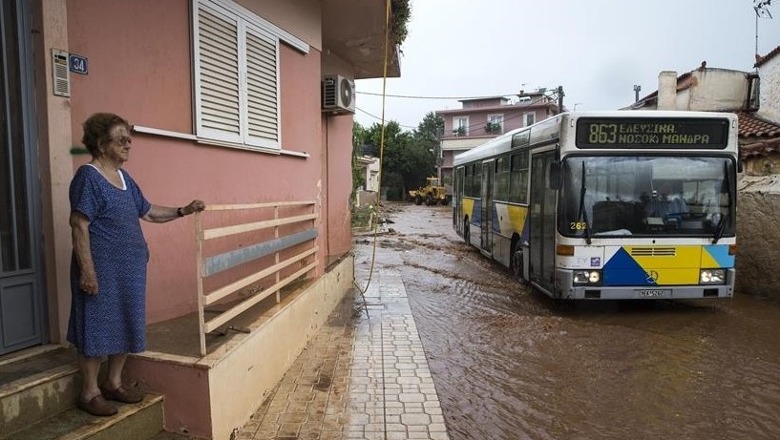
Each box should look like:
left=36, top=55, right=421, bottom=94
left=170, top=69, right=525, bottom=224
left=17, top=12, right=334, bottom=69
left=354, top=203, right=780, bottom=440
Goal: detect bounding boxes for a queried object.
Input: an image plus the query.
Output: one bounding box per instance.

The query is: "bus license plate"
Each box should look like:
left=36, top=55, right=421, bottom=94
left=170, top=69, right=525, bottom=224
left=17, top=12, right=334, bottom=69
left=638, top=289, right=671, bottom=298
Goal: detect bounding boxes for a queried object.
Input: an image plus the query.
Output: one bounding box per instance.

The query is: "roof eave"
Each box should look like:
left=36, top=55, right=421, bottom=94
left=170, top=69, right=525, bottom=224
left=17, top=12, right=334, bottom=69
left=322, top=0, right=401, bottom=79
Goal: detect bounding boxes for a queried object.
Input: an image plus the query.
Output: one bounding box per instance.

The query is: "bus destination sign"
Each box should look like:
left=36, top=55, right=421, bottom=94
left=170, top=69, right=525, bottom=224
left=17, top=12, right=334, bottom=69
left=575, top=117, right=729, bottom=149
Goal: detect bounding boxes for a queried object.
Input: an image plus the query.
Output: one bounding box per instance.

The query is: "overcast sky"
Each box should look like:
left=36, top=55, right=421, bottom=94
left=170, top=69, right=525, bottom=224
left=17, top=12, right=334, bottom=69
left=354, top=0, right=780, bottom=131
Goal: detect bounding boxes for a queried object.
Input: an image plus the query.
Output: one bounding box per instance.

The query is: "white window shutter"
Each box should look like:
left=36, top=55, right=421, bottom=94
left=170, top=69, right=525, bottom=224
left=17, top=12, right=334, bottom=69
left=197, top=5, right=242, bottom=142
left=244, top=27, right=279, bottom=148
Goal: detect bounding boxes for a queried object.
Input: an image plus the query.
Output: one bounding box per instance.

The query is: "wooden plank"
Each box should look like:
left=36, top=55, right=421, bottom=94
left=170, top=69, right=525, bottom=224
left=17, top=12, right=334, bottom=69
left=203, top=246, right=317, bottom=305
left=203, top=213, right=317, bottom=240
left=195, top=212, right=207, bottom=357
left=204, top=201, right=316, bottom=211
left=204, top=261, right=317, bottom=333
left=204, top=229, right=318, bottom=277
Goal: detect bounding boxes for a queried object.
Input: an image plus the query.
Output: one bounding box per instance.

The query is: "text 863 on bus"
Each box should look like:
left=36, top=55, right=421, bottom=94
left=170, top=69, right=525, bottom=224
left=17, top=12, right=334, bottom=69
left=452, top=110, right=738, bottom=300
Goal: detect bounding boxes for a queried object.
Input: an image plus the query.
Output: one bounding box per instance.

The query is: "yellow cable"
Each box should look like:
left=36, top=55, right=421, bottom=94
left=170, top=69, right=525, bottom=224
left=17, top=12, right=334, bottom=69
left=354, top=0, right=392, bottom=297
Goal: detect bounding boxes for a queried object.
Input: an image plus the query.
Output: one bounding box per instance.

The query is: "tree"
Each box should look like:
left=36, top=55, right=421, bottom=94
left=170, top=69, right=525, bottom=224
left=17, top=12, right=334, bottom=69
left=351, top=122, right=368, bottom=201
left=413, top=112, right=444, bottom=157
left=355, top=121, right=434, bottom=200
left=351, top=113, right=445, bottom=201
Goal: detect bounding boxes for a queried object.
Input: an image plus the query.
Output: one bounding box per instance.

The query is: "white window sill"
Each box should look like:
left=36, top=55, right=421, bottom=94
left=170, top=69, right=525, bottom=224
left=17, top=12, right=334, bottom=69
left=132, top=125, right=309, bottom=158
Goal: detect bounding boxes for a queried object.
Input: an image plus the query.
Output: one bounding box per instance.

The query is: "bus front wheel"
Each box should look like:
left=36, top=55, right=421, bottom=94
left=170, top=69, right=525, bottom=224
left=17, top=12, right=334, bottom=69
left=509, top=241, right=525, bottom=284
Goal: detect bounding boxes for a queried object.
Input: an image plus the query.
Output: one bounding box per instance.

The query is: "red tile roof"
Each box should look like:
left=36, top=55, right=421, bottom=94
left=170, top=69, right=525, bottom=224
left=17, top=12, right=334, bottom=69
left=741, top=137, right=780, bottom=159
left=737, top=112, right=780, bottom=138
left=737, top=112, right=780, bottom=159
left=755, top=45, right=780, bottom=68
left=738, top=112, right=780, bottom=158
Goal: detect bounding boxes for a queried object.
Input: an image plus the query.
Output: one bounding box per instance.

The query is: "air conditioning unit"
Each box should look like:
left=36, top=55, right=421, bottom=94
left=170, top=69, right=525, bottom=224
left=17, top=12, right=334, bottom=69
left=322, top=75, right=355, bottom=114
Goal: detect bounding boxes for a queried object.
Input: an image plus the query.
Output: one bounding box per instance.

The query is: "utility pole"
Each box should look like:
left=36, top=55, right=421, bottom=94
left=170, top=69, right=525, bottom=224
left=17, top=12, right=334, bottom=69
left=557, top=86, right=564, bottom=112
left=754, top=0, right=774, bottom=60
left=633, top=84, right=642, bottom=103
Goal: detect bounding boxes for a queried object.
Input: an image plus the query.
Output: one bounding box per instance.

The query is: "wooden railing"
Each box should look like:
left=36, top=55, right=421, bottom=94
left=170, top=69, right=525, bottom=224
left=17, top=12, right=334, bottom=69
left=194, top=201, right=318, bottom=356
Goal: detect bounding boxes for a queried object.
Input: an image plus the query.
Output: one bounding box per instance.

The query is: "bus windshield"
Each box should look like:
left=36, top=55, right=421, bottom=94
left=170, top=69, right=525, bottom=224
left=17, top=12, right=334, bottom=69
left=558, top=156, right=735, bottom=238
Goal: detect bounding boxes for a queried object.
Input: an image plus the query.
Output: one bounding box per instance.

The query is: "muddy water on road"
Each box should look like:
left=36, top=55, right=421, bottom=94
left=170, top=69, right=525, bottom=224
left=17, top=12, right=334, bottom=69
left=361, top=204, right=780, bottom=440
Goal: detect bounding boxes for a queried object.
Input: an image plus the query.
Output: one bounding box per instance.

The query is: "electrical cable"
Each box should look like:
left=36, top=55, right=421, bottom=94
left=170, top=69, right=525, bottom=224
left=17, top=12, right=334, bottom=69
left=357, top=91, right=528, bottom=100
left=356, top=106, right=418, bottom=130
left=348, top=2, right=393, bottom=438
left=358, top=97, right=558, bottom=133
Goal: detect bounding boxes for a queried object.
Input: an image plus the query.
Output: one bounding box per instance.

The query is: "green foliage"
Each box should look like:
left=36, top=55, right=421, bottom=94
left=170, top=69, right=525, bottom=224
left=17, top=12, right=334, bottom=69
left=350, top=114, right=443, bottom=202
left=485, top=121, right=501, bottom=133
left=391, top=0, right=411, bottom=45
left=354, top=120, right=435, bottom=199
left=414, top=112, right=444, bottom=149
left=351, top=204, right=377, bottom=229
left=352, top=122, right=368, bottom=199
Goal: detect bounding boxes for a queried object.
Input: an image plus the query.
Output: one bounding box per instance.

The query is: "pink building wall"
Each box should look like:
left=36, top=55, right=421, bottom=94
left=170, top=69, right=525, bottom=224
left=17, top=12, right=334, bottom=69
left=440, top=107, right=551, bottom=137
left=325, top=114, right=355, bottom=259
left=65, top=0, right=345, bottom=323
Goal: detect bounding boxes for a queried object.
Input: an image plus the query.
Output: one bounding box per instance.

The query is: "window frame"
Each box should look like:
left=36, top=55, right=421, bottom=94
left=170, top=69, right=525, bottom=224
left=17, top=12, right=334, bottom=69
left=192, top=0, right=309, bottom=152
left=524, top=112, right=536, bottom=127
left=487, top=113, right=504, bottom=134
left=453, top=116, right=469, bottom=136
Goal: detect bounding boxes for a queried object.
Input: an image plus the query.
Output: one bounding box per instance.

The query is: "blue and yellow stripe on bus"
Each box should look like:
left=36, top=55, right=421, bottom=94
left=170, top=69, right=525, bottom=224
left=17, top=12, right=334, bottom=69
left=460, top=197, right=477, bottom=224
left=494, top=202, right=529, bottom=239
left=560, top=244, right=735, bottom=286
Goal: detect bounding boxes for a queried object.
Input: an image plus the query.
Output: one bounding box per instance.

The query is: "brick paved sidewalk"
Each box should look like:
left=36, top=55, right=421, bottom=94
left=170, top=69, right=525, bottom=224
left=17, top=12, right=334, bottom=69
left=236, top=264, right=449, bottom=440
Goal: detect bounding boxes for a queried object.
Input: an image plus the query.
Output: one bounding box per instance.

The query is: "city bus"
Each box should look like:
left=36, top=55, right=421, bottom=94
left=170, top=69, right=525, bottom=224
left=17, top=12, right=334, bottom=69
left=452, top=110, right=738, bottom=300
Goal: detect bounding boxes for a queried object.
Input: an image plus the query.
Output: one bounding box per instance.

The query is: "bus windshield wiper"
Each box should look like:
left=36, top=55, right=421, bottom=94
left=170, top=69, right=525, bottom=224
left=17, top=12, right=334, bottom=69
left=712, top=216, right=725, bottom=244
left=577, top=162, right=592, bottom=245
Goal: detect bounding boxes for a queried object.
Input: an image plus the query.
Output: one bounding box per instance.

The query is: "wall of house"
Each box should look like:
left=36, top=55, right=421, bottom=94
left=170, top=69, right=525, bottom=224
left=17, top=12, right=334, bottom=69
left=743, top=154, right=780, bottom=176
left=324, top=114, right=354, bottom=259
left=758, top=55, right=780, bottom=122
left=237, top=0, right=322, bottom=50
left=687, top=69, right=748, bottom=111
left=364, top=158, right=380, bottom=192
left=35, top=0, right=73, bottom=344
left=656, top=69, right=749, bottom=112
left=63, top=0, right=329, bottom=324
left=737, top=177, right=780, bottom=301
left=441, top=107, right=548, bottom=138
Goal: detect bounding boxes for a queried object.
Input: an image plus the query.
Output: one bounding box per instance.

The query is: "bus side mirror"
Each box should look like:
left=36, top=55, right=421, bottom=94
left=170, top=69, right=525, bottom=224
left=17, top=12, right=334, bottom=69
left=737, top=159, right=743, bottom=174
left=548, top=162, right=561, bottom=190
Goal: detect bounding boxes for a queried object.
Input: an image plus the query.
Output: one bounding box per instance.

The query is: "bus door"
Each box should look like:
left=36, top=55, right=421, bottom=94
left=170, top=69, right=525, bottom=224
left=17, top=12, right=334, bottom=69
left=528, top=151, right=557, bottom=293
left=480, top=160, right=494, bottom=255
left=453, top=167, right=463, bottom=232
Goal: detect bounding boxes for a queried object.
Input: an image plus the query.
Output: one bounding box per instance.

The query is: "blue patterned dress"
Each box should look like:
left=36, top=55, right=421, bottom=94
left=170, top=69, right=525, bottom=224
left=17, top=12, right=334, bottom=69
left=68, top=165, right=152, bottom=357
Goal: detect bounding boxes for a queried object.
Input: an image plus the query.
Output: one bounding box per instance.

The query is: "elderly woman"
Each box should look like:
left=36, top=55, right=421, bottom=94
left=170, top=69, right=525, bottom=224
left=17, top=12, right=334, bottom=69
left=69, top=113, right=205, bottom=417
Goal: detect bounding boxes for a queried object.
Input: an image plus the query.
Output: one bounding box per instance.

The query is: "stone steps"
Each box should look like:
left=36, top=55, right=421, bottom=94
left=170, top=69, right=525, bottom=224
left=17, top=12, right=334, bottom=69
left=0, top=346, right=187, bottom=440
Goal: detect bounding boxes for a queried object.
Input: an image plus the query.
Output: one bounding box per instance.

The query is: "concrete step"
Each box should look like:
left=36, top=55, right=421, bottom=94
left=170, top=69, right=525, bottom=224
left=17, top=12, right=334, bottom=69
left=3, top=393, right=164, bottom=440
left=0, top=346, right=80, bottom=436
left=1, top=346, right=174, bottom=440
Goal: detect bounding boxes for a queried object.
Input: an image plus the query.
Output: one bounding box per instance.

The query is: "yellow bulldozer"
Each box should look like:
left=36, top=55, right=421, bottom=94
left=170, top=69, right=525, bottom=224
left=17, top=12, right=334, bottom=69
left=408, top=177, right=451, bottom=206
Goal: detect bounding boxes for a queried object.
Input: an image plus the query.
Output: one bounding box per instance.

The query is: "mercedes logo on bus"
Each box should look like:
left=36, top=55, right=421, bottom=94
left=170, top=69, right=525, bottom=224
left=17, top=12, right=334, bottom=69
left=646, top=270, right=659, bottom=284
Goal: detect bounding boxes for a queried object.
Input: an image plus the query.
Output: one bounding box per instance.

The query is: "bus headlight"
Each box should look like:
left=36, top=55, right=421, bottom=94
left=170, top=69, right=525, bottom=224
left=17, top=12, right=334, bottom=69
left=700, top=269, right=726, bottom=284
left=573, top=270, right=601, bottom=285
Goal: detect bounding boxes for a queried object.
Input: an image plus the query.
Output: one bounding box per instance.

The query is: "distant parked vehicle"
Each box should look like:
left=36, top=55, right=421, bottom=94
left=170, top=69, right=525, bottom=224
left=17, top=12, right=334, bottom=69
left=409, top=177, right=450, bottom=206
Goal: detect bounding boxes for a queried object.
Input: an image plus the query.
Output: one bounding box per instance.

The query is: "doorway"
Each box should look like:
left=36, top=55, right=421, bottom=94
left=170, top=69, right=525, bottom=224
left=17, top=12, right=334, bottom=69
left=0, top=0, right=45, bottom=355
left=528, top=151, right=557, bottom=294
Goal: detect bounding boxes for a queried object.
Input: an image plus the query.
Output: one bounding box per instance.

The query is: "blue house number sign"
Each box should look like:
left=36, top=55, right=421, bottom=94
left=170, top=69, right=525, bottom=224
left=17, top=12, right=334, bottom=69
left=69, top=54, right=88, bottom=75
